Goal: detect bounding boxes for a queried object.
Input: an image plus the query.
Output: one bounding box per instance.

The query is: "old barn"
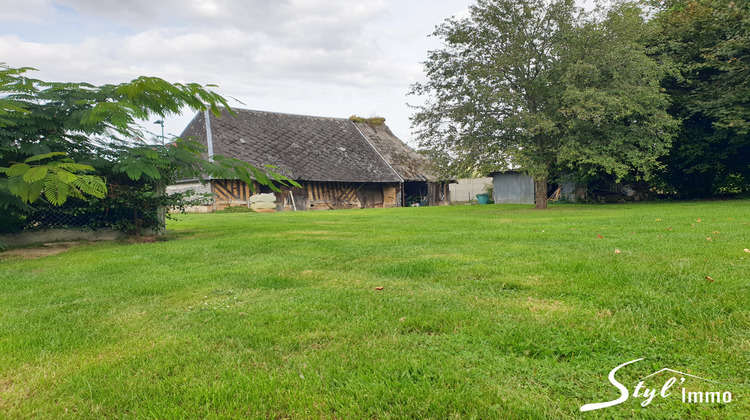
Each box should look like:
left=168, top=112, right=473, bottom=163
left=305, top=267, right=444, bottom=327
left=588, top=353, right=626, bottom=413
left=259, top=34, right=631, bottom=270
left=170, top=109, right=449, bottom=211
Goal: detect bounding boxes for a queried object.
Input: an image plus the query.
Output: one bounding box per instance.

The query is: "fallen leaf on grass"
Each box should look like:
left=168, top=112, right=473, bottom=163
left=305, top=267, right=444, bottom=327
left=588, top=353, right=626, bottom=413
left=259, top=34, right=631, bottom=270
left=666, top=228, right=674, bottom=231
left=744, top=249, right=750, bottom=253
left=713, top=231, right=720, bottom=234
left=614, top=249, right=622, bottom=254
left=374, top=287, right=384, bottom=291
left=656, top=219, right=662, bottom=222
left=399, top=317, right=406, bottom=322
left=596, top=234, right=604, bottom=239
left=706, top=237, right=713, bottom=242
left=696, top=218, right=702, bottom=223
left=706, top=276, right=714, bottom=282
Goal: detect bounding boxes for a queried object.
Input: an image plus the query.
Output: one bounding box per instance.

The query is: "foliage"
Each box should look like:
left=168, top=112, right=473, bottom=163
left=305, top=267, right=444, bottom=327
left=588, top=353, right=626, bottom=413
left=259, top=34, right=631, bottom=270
left=416, top=148, right=473, bottom=180
left=411, top=0, right=574, bottom=180
left=483, top=182, right=494, bottom=203
left=1, top=152, right=107, bottom=205
left=410, top=0, right=677, bottom=208
left=0, top=64, right=298, bottom=233
left=0, top=163, right=210, bottom=235
left=653, top=0, right=750, bottom=196
left=553, top=3, right=678, bottom=184
left=0, top=64, right=295, bottom=203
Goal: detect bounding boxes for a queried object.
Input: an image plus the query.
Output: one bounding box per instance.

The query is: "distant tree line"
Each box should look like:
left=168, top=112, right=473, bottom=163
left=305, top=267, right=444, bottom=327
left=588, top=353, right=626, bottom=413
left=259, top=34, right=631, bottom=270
left=411, top=0, right=749, bottom=206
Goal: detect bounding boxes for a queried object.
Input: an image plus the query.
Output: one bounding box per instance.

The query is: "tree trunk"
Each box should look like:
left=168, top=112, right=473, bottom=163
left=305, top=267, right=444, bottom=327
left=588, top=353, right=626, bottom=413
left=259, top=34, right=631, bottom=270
left=155, top=179, right=166, bottom=236
left=534, top=176, right=548, bottom=210
left=133, top=208, right=140, bottom=239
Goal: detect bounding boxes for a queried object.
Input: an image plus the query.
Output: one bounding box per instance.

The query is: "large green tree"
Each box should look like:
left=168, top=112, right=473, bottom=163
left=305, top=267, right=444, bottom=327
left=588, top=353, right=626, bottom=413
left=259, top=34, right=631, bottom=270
left=411, top=0, right=676, bottom=208
left=553, top=2, right=677, bottom=185
left=654, top=0, right=750, bottom=196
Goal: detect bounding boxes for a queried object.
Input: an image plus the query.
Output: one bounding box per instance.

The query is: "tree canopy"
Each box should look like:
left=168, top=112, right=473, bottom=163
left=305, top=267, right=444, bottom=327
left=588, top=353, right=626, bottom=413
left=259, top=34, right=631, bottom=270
left=0, top=64, right=294, bottom=210
left=653, top=0, right=750, bottom=196
left=411, top=0, right=677, bottom=208
left=1, top=65, right=297, bottom=236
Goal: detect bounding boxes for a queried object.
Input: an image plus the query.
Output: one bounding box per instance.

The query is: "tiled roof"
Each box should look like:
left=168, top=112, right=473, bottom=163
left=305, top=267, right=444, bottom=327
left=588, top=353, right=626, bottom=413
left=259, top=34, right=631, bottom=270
left=179, top=109, right=432, bottom=183
left=353, top=122, right=435, bottom=182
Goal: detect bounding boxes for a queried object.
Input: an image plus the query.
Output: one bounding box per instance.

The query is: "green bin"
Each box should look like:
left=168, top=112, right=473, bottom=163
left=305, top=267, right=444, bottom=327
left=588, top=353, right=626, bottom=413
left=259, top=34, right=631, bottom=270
left=476, top=193, right=490, bottom=204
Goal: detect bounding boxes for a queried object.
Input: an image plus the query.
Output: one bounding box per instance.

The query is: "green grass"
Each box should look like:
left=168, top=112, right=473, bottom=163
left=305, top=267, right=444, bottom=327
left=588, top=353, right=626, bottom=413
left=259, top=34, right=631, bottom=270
left=1, top=202, right=749, bottom=419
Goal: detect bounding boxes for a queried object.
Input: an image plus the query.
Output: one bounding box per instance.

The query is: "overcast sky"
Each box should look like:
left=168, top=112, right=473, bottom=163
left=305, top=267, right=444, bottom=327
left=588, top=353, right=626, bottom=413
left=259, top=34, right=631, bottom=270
left=1, top=0, right=478, bottom=145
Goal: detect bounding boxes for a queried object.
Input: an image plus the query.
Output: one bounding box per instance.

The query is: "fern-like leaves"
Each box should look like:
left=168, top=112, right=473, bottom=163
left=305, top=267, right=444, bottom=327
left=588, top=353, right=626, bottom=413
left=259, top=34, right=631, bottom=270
left=1, top=152, right=107, bottom=205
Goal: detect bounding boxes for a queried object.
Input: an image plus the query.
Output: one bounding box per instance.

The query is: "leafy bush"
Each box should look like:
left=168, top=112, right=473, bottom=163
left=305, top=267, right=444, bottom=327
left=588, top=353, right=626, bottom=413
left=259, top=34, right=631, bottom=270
left=1, top=64, right=298, bottom=235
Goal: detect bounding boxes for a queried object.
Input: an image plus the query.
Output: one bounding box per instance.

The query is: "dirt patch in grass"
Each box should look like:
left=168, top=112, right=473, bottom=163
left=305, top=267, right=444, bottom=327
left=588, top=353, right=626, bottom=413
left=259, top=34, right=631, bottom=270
left=285, top=230, right=336, bottom=235
left=0, top=242, right=80, bottom=260
left=125, top=236, right=161, bottom=244
left=524, top=296, right=568, bottom=314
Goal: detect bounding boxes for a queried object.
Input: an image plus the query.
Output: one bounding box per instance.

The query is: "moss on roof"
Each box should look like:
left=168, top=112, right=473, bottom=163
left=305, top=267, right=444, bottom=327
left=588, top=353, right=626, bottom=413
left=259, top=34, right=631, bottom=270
left=349, top=116, right=386, bottom=126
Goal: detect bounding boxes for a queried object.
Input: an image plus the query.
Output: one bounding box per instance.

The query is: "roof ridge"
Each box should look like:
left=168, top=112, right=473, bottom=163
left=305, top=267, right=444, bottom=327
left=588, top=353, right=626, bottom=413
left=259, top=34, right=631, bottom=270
left=221, top=107, right=350, bottom=122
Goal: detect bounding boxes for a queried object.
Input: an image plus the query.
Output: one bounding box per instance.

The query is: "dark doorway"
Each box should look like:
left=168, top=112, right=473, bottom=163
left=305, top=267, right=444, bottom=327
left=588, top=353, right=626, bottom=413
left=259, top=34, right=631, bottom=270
left=403, top=181, right=429, bottom=207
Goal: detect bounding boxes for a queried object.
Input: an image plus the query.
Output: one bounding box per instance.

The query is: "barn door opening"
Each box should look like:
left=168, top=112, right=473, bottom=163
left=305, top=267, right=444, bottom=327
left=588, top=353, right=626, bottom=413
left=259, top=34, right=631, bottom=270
left=403, top=181, right=428, bottom=206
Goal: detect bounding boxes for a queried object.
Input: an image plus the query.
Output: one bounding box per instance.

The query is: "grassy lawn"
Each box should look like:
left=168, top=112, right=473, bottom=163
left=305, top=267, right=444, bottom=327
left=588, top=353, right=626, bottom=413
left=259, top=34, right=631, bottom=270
left=1, top=201, right=749, bottom=419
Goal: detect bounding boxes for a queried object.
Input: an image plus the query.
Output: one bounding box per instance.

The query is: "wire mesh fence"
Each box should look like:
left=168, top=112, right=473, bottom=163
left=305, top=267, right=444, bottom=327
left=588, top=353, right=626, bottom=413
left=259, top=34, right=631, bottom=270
left=20, top=206, right=98, bottom=230
left=1, top=200, right=136, bottom=234
left=2, top=184, right=195, bottom=236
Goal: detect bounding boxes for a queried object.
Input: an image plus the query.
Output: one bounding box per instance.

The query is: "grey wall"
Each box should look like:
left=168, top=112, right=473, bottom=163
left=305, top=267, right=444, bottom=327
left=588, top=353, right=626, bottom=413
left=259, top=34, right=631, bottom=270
left=0, top=228, right=126, bottom=246
left=492, top=172, right=535, bottom=204
left=166, top=181, right=212, bottom=196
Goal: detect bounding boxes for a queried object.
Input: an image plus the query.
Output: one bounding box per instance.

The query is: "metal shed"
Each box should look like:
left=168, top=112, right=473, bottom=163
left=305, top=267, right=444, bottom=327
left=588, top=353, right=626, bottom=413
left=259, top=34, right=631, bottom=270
left=491, top=171, right=535, bottom=204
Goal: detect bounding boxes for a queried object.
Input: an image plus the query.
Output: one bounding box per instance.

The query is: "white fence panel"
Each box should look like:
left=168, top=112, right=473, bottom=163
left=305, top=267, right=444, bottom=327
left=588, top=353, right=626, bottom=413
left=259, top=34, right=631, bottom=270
left=449, top=178, right=493, bottom=202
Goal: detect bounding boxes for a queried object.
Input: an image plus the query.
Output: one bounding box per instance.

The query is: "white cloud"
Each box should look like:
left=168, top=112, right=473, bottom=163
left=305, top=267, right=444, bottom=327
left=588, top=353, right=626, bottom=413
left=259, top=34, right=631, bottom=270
left=0, top=0, right=57, bottom=23
left=1, top=0, right=475, bottom=143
